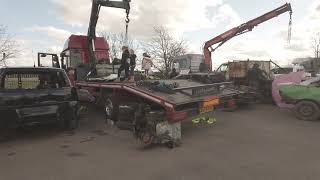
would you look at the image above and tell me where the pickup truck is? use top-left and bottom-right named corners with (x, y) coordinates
top-left (0, 67), bottom-right (79, 132)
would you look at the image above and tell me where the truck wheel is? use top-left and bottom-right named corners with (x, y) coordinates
top-left (165, 141), bottom-right (175, 149)
top-left (64, 108), bottom-right (79, 130)
top-left (104, 98), bottom-right (119, 122)
top-left (294, 101), bottom-right (320, 121)
top-left (104, 99), bottom-right (113, 120)
top-left (141, 132), bottom-right (154, 147)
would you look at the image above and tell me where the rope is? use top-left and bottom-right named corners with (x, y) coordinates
top-left (288, 11), bottom-right (292, 44)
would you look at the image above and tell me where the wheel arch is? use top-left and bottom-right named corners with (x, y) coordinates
top-left (295, 99), bottom-right (320, 107)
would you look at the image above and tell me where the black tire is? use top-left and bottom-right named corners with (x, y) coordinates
top-left (64, 108), bottom-right (79, 130)
top-left (166, 141), bottom-right (175, 149)
top-left (141, 131), bottom-right (154, 147)
top-left (294, 101), bottom-right (320, 121)
top-left (104, 98), bottom-right (113, 121)
top-left (104, 98), bottom-right (119, 122)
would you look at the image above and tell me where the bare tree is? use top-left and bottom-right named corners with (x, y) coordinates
top-left (0, 25), bottom-right (20, 64)
top-left (312, 32), bottom-right (320, 59)
top-left (98, 31), bottom-right (139, 60)
top-left (143, 26), bottom-right (188, 78)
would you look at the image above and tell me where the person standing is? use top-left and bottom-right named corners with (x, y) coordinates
top-left (248, 63), bottom-right (267, 90)
top-left (170, 68), bottom-right (178, 79)
top-left (117, 46), bottom-right (130, 80)
top-left (142, 53), bottom-right (153, 77)
top-left (129, 49), bottom-right (136, 80)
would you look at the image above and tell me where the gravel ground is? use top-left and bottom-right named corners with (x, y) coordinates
top-left (1, 104), bottom-right (320, 180)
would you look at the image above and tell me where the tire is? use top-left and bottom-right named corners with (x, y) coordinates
top-left (104, 98), bottom-right (119, 122)
top-left (294, 101), bottom-right (320, 121)
top-left (104, 99), bottom-right (113, 121)
top-left (141, 131), bottom-right (154, 147)
top-left (165, 141), bottom-right (175, 149)
top-left (64, 108), bottom-right (79, 130)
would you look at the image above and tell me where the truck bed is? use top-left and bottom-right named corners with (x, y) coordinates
top-left (137, 80), bottom-right (242, 105)
top-left (76, 79), bottom-right (244, 106)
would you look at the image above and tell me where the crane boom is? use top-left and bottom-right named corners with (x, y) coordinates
top-left (87, 0), bottom-right (131, 69)
top-left (203, 3), bottom-right (292, 70)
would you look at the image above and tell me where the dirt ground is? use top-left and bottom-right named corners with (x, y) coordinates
top-left (1, 104), bottom-right (320, 180)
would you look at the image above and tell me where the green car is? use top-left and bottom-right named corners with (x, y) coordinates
top-left (280, 77), bottom-right (320, 121)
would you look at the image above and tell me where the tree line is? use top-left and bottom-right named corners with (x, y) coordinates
top-left (2, 23), bottom-right (320, 77)
top-left (0, 25), bottom-right (20, 66)
top-left (99, 26), bottom-right (188, 78)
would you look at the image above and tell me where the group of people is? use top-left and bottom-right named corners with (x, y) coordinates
top-left (117, 46), bottom-right (135, 80)
top-left (117, 46), bottom-right (153, 81)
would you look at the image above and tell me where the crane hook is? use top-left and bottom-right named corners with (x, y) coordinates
top-left (125, 9), bottom-right (130, 45)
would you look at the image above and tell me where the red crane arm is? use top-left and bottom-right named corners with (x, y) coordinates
top-left (203, 3), bottom-right (292, 70)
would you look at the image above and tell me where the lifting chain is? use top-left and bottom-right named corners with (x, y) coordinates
top-left (288, 10), bottom-right (292, 44)
top-left (125, 8), bottom-right (130, 45)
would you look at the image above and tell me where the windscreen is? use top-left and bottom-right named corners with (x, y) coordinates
top-left (2, 70), bottom-right (69, 89)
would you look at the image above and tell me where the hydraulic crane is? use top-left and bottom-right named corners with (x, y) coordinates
top-left (203, 3), bottom-right (292, 70)
top-left (87, 0), bottom-right (131, 69)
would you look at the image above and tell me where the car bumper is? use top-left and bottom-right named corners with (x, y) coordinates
top-left (0, 101), bottom-right (79, 123)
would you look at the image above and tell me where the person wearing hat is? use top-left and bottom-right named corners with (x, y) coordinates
top-left (117, 46), bottom-right (130, 80)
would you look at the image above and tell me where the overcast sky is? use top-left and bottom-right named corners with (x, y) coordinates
top-left (1, 0), bottom-right (320, 67)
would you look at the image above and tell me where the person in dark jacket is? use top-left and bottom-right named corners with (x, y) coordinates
top-left (248, 63), bottom-right (267, 89)
top-left (118, 46), bottom-right (130, 80)
top-left (129, 49), bottom-right (136, 78)
top-left (170, 68), bottom-right (178, 79)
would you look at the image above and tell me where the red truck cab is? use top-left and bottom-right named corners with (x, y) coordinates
top-left (61, 35), bottom-right (110, 82)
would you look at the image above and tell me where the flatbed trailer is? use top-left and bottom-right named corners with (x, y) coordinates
top-left (76, 79), bottom-right (246, 147)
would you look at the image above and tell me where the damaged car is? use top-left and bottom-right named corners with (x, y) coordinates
top-left (280, 77), bottom-right (320, 121)
top-left (0, 67), bottom-right (80, 132)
